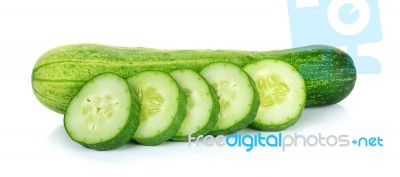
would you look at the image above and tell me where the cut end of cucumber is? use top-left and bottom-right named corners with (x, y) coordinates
top-left (127, 71), bottom-right (186, 145)
top-left (64, 73), bottom-right (140, 150)
top-left (170, 69), bottom-right (219, 141)
top-left (244, 59), bottom-right (306, 131)
top-left (201, 62), bottom-right (259, 135)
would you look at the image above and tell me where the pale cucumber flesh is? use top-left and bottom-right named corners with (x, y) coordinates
top-left (127, 71), bottom-right (186, 145)
top-left (200, 62), bottom-right (259, 135)
top-left (243, 59), bottom-right (306, 131)
top-left (64, 73), bottom-right (140, 150)
top-left (170, 69), bottom-right (219, 141)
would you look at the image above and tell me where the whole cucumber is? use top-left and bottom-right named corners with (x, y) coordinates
top-left (32, 44), bottom-right (356, 114)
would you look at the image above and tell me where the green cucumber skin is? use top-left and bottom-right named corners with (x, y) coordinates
top-left (64, 73), bottom-right (141, 151)
top-left (131, 72), bottom-right (187, 146)
top-left (170, 72), bottom-right (220, 142)
top-left (32, 44), bottom-right (356, 114)
top-left (208, 73), bottom-right (260, 136)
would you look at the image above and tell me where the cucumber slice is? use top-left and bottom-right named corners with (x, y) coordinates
top-left (243, 59), bottom-right (306, 131)
top-left (169, 69), bottom-right (219, 141)
top-left (64, 73), bottom-right (140, 150)
top-left (200, 62), bottom-right (260, 135)
top-left (127, 71), bottom-right (186, 145)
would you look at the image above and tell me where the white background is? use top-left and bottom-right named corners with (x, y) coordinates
top-left (1, 0), bottom-right (399, 176)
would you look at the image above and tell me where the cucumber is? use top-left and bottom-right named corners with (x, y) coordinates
top-left (32, 44), bottom-right (356, 114)
top-left (127, 71), bottom-right (186, 145)
top-left (200, 62), bottom-right (259, 135)
top-left (243, 60), bottom-right (306, 131)
top-left (169, 69), bottom-right (219, 141)
top-left (64, 73), bottom-right (140, 150)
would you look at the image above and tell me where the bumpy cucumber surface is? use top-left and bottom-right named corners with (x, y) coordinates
top-left (243, 60), bottom-right (306, 131)
top-left (32, 44), bottom-right (356, 113)
top-left (200, 62), bottom-right (259, 135)
top-left (64, 73), bottom-right (140, 150)
top-left (127, 71), bottom-right (186, 145)
top-left (170, 69), bottom-right (219, 141)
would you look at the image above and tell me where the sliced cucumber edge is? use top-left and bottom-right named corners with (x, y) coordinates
top-left (63, 73), bottom-right (140, 151)
top-left (129, 71), bottom-right (187, 146)
top-left (208, 76), bottom-right (259, 136)
top-left (244, 59), bottom-right (307, 132)
top-left (170, 69), bottom-right (220, 141)
top-left (200, 62), bottom-right (260, 136)
top-left (249, 104), bottom-right (305, 131)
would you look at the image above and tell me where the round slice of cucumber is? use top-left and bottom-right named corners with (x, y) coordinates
top-left (64, 73), bottom-right (140, 150)
top-left (200, 62), bottom-right (260, 135)
top-left (243, 59), bottom-right (306, 131)
top-left (127, 71), bottom-right (186, 145)
top-left (170, 69), bottom-right (219, 141)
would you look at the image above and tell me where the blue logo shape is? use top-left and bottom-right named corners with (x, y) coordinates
top-left (339, 4), bottom-right (359, 24)
top-left (287, 0), bottom-right (382, 74)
